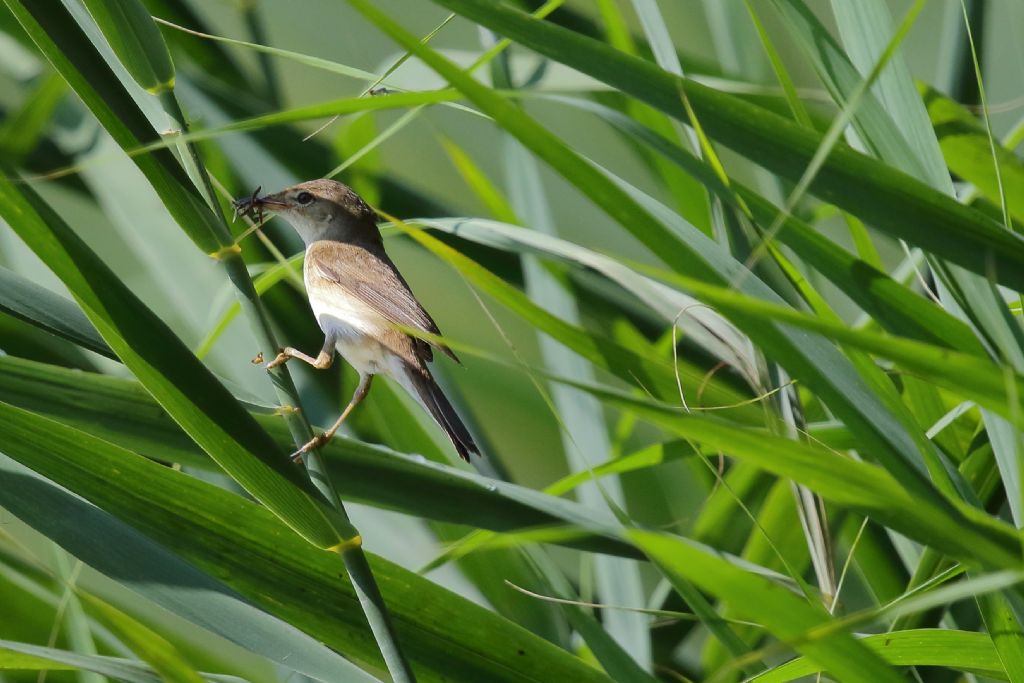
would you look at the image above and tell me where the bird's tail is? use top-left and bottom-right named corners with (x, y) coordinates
top-left (404, 366), bottom-right (479, 461)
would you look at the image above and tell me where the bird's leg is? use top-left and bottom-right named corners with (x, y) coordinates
top-left (266, 336), bottom-right (335, 370)
top-left (291, 374), bottom-right (374, 462)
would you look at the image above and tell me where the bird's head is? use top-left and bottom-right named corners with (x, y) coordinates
top-left (234, 179), bottom-right (381, 246)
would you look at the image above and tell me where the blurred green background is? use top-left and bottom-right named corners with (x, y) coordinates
top-left (1, 1), bottom-right (1024, 681)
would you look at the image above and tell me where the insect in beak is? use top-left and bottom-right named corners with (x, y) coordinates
top-left (231, 185), bottom-right (264, 224)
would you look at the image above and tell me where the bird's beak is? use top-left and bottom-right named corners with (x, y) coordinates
top-left (255, 193), bottom-right (289, 209)
top-left (232, 187), bottom-right (289, 222)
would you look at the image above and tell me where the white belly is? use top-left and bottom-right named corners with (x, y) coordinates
top-left (306, 282), bottom-right (395, 377)
top-left (332, 332), bottom-right (389, 376)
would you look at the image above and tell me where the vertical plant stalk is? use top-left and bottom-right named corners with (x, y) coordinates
top-left (7, 1), bottom-right (415, 675)
top-left (159, 91), bottom-right (416, 682)
top-left (241, 0), bottom-right (283, 107)
top-left (50, 548), bottom-right (106, 683)
top-left (56, 0), bottom-right (413, 670)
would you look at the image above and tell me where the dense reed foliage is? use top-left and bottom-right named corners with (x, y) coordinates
top-left (1, 1), bottom-right (1023, 681)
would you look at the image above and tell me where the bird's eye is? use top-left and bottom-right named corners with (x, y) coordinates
top-left (296, 191), bottom-right (314, 205)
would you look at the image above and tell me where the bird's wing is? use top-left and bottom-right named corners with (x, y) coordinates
top-left (305, 240), bottom-right (458, 363)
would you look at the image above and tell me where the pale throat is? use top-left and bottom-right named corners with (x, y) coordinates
top-left (287, 213), bottom-right (349, 246)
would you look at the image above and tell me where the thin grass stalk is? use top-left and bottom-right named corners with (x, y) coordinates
top-left (49, 547), bottom-right (105, 683)
top-left (157, 88), bottom-right (416, 683)
top-left (489, 46), bottom-right (653, 668)
top-left (241, 1), bottom-right (283, 108)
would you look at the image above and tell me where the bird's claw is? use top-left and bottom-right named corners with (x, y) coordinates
top-left (265, 350), bottom-right (290, 370)
top-left (290, 432), bottom-right (328, 463)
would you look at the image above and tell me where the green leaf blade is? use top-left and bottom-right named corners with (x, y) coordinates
top-left (80, 0), bottom-right (175, 93)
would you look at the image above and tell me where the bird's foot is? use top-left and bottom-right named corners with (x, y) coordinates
top-left (290, 432), bottom-right (329, 463)
top-left (265, 350), bottom-right (290, 370)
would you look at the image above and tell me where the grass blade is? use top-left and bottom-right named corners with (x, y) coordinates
top-left (0, 639), bottom-right (241, 683)
top-left (631, 529), bottom-right (904, 683)
top-left (0, 401), bottom-right (618, 683)
top-left (80, 0), bottom-right (175, 94)
top-left (528, 93), bottom-right (985, 354)
top-left (925, 85), bottom-right (1024, 224)
top-left (0, 355), bottom-right (638, 558)
top-left (0, 266), bottom-right (112, 359)
top-left (346, 0), bottom-right (967, 513)
top-left (747, 629), bottom-right (1004, 682)
top-left (501, 131), bottom-right (651, 666)
top-left (428, 0), bottom-right (1024, 292)
top-left (0, 166), bottom-right (354, 547)
top-left (0, 459), bottom-right (375, 683)
top-left (13, 3), bottom-right (415, 674)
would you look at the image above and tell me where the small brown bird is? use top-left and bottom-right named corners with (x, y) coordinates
top-left (234, 179), bottom-right (479, 462)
